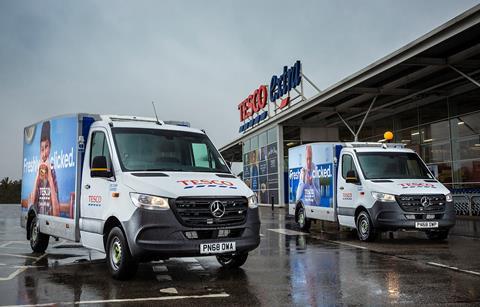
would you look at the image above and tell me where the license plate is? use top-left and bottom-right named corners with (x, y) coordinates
top-left (415, 221), bottom-right (439, 228)
top-left (200, 242), bottom-right (236, 255)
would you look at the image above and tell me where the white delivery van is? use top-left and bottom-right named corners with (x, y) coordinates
top-left (21, 114), bottom-right (260, 279)
top-left (288, 142), bottom-right (455, 241)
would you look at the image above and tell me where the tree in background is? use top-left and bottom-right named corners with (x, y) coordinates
top-left (0, 177), bottom-right (22, 204)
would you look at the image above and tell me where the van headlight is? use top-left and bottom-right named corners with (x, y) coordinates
top-left (445, 193), bottom-right (453, 202)
top-left (248, 194), bottom-right (258, 209)
top-left (371, 192), bottom-right (396, 202)
top-left (130, 193), bottom-right (170, 210)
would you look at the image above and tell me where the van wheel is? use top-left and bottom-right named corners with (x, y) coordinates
top-left (216, 253), bottom-right (248, 268)
top-left (425, 229), bottom-right (449, 241)
top-left (296, 207), bottom-right (311, 232)
top-left (356, 211), bottom-right (377, 242)
top-left (106, 227), bottom-right (138, 280)
top-left (30, 216), bottom-right (49, 253)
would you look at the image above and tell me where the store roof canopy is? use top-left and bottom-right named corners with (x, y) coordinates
top-left (221, 4), bottom-right (480, 161)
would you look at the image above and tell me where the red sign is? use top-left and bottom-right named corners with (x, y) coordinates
top-left (177, 179), bottom-right (234, 186)
top-left (88, 195), bottom-right (102, 203)
top-left (237, 85), bottom-right (268, 121)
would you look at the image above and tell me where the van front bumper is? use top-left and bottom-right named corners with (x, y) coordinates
top-left (368, 200), bottom-right (456, 231)
top-left (122, 207), bottom-right (260, 261)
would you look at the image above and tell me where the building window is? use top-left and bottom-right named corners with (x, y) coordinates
top-left (241, 128), bottom-right (279, 204)
top-left (268, 127), bottom-right (277, 144)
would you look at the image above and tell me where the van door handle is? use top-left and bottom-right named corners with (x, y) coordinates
top-left (84, 184), bottom-right (90, 189)
top-left (339, 186), bottom-right (344, 190)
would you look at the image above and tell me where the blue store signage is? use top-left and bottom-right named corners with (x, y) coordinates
top-left (269, 60), bottom-right (301, 102)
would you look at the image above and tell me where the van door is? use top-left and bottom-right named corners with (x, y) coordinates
top-left (80, 128), bottom-right (115, 251)
top-left (337, 153), bottom-right (361, 228)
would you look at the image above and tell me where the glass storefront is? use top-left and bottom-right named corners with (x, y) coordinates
top-left (238, 90), bottom-right (480, 208)
top-left (340, 91), bottom-right (480, 192)
top-left (242, 127), bottom-right (279, 204)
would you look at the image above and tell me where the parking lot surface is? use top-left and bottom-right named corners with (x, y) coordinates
top-left (1, 204), bottom-right (480, 306)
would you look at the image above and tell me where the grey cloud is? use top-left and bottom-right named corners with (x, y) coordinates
top-left (0, 0), bottom-right (478, 178)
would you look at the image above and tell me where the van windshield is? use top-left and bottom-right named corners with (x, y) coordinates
top-left (111, 128), bottom-right (230, 173)
top-left (356, 152), bottom-right (433, 180)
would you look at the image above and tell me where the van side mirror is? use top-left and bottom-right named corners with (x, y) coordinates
top-left (346, 170), bottom-right (359, 184)
top-left (91, 156), bottom-right (112, 178)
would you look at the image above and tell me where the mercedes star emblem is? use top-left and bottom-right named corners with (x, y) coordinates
top-left (210, 200), bottom-right (226, 218)
top-left (420, 196), bottom-right (431, 207)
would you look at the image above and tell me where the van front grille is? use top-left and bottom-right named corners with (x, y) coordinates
top-left (396, 194), bottom-right (446, 213)
top-left (170, 197), bottom-right (248, 227)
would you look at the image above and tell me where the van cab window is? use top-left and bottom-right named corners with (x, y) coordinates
top-left (90, 131), bottom-right (112, 170)
top-left (357, 152), bottom-right (433, 179)
top-left (111, 128), bottom-right (229, 173)
top-left (192, 143), bottom-right (215, 168)
top-left (341, 154), bottom-right (356, 179)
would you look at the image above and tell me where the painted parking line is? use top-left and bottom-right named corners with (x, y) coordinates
top-left (311, 237), bottom-right (480, 277)
top-left (187, 263), bottom-right (205, 271)
top-left (0, 241), bottom-right (30, 248)
top-left (52, 239), bottom-right (68, 247)
top-left (321, 239), bottom-right (480, 276)
top-left (268, 229), bottom-right (309, 236)
top-left (160, 287), bottom-right (178, 294)
top-left (176, 257), bottom-right (199, 263)
top-left (427, 262), bottom-right (480, 277)
top-left (0, 292), bottom-right (230, 307)
top-left (0, 253), bottom-right (39, 260)
top-left (0, 253), bottom-right (48, 281)
top-left (320, 239), bottom-right (368, 250)
top-left (156, 274), bottom-right (173, 281)
top-left (152, 265), bottom-right (168, 273)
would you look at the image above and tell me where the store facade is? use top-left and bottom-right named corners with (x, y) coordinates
top-left (220, 5), bottom-right (480, 215)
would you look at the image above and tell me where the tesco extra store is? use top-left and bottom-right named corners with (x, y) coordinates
top-left (220, 5), bottom-right (480, 217)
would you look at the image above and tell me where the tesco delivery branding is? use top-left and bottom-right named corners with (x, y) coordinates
top-left (238, 60), bottom-right (302, 133)
top-left (288, 144), bottom-right (334, 208)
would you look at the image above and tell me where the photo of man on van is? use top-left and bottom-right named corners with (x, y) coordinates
top-left (30, 121), bottom-right (60, 216)
top-left (295, 144), bottom-right (320, 206)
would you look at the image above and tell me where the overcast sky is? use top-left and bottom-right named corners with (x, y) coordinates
top-left (1, 0), bottom-right (479, 179)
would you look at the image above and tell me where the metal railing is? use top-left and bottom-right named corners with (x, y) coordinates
top-left (453, 194), bottom-right (480, 216)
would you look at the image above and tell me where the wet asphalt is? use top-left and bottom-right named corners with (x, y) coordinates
top-left (1, 204), bottom-right (480, 306)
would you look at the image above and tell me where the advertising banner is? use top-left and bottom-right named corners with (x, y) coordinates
top-left (289, 144), bottom-right (334, 208)
top-left (21, 116), bottom-right (78, 219)
top-left (259, 160), bottom-right (267, 176)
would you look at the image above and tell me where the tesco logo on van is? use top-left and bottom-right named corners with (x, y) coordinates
top-left (177, 179), bottom-right (238, 190)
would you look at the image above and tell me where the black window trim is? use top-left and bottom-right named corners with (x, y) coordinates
top-left (341, 153), bottom-right (359, 180)
top-left (89, 129), bottom-right (115, 178)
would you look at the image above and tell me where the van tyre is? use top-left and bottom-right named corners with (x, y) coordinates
top-left (356, 211), bottom-right (377, 242)
top-left (296, 206), bottom-right (311, 232)
top-left (216, 253), bottom-right (248, 268)
top-left (30, 216), bottom-right (49, 253)
top-left (106, 227), bottom-right (138, 280)
top-left (425, 229), bottom-right (449, 241)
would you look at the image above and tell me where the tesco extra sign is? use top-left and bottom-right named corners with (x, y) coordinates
top-left (238, 60), bottom-right (301, 133)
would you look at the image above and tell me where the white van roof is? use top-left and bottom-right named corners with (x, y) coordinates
top-left (100, 115), bottom-right (203, 134)
top-left (344, 142), bottom-right (405, 149)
